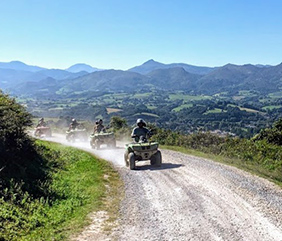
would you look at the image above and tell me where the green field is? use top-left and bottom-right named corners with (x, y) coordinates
top-left (169, 94), bottom-right (211, 101)
top-left (172, 103), bottom-right (193, 112)
top-left (204, 108), bottom-right (225, 114)
top-left (262, 105), bottom-right (282, 110)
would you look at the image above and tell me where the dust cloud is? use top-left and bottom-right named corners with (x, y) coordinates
top-left (47, 133), bottom-right (126, 167)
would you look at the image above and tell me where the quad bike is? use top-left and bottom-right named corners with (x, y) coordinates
top-left (90, 131), bottom-right (116, 149)
top-left (34, 126), bottom-right (52, 138)
top-left (124, 134), bottom-right (162, 170)
top-left (66, 126), bottom-right (88, 142)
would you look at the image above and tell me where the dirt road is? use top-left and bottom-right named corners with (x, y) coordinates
top-left (50, 134), bottom-right (282, 241)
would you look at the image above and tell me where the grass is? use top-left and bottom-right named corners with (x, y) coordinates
top-left (106, 107), bottom-right (123, 114)
top-left (268, 91), bottom-right (282, 99)
top-left (169, 94), bottom-right (211, 101)
top-left (172, 103), bottom-right (193, 112)
top-left (262, 105), bottom-right (282, 110)
top-left (0, 140), bottom-right (123, 241)
top-left (132, 93), bottom-right (152, 98)
top-left (204, 108), bottom-right (225, 114)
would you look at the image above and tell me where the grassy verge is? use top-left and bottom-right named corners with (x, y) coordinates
top-left (0, 140), bottom-right (122, 241)
top-left (162, 145), bottom-right (282, 187)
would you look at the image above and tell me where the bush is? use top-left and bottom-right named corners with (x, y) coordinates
top-left (252, 118), bottom-right (282, 145)
top-left (0, 91), bottom-right (52, 198)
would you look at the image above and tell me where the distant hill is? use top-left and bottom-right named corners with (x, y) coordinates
top-left (129, 59), bottom-right (214, 75)
top-left (196, 63), bottom-right (282, 94)
top-left (1, 59), bottom-right (282, 98)
top-left (0, 68), bottom-right (87, 91)
top-left (66, 63), bottom-right (101, 73)
top-left (0, 61), bottom-right (45, 72)
top-left (59, 69), bottom-right (150, 93)
top-left (38, 69), bottom-right (88, 80)
top-left (146, 67), bottom-right (200, 90)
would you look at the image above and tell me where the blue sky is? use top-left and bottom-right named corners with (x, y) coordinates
top-left (1, 0), bottom-right (282, 70)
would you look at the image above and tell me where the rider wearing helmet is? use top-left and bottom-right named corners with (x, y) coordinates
top-left (131, 118), bottom-right (150, 142)
top-left (69, 118), bottom-right (79, 130)
top-left (93, 119), bottom-right (105, 133)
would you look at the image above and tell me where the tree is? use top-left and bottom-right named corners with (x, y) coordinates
top-left (0, 90), bottom-right (33, 160)
top-left (110, 116), bottom-right (128, 130)
top-left (0, 91), bottom-right (47, 197)
top-left (252, 118), bottom-right (282, 145)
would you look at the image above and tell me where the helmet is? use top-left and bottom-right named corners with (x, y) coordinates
top-left (136, 118), bottom-right (146, 127)
top-left (99, 119), bottom-right (103, 124)
top-left (40, 118), bottom-right (44, 121)
top-left (72, 118), bottom-right (76, 122)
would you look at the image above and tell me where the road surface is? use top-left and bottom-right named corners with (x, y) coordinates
top-left (50, 134), bottom-right (282, 241)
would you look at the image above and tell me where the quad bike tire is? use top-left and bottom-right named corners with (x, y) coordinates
top-left (45, 129), bottom-right (52, 137)
top-left (124, 150), bottom-right (129, 167)
top-left (68, 133), bottom-right (75, 143)
top-left (95, 139), bottom-right (100, 150)
top-left (129, 153), bottom-right (136, 170)
top-left (109, 140), bottom-right (116, 148)
top-left (150, 150), bottom-right (162, 167)
top-left (90, 140), bottom-right (95, 149)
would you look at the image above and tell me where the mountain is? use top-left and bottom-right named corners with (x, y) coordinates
top-left (14, 77), bottom-right (60, 97)
top-left (129, 59), bottom-right (166, 74)
top-left (0, 66), bottom-right (88, 91)
top-left (196, 63), bottom-right (282, 94)
top-left (1, 59), bottom-right (282, 98)
top-left (0, 61), bottom-right (45, 72)
top-left (38, 69), bottom-right (88, 80)
top-left (146, 67), bottom-right (201, 90)
top-left (128, 59), bottom-right (214, 75)
top-left (0, 68), bottom-right (48, 89)
top-left (59, 69), bottom-right (150, 93)
top-left (66, 63), bottom-right (101, 73)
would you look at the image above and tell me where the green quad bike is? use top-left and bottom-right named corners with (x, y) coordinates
top-left (66, 126), bottom-right (88, 142)
top-left (90, 131), bottom-right (116, 150)
top-left (124, 135), bottom-right (162, 170)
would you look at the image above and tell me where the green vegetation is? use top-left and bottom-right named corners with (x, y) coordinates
top-left (19, 87), bottom-right (282, 138)
top-left (0, 92), bottom-right (121, 241)
top-left (1, 141), bottom-right (121, 241)
top-left (172, 103), bottom-right (193, 112)
top-left (154, 121), bottom-right (282, 185)
top-left (168, 93), bottom-right (211, 101)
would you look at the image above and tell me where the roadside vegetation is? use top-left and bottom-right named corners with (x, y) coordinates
top-left (153, 119), bottom-right (282, 185)
top-left (0, 91), bottom-right (121, 241)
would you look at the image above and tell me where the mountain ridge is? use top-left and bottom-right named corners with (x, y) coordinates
top-left (1, 59), bottom-right (282, 98)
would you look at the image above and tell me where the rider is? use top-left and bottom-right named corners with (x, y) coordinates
top-left (36, 118), bottom-right (47, 127)
top-left (131, 118), bottom-right (150, 142)
top-left (69, 118), bottom-right (79, 130)
top-left (93, 119), bottom-right (105, 133)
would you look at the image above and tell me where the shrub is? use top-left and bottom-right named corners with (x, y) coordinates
top-left (0, 91), bottom-right (52, 198)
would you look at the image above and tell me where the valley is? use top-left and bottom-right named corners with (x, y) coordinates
top-left (1, 59), bottom-right (282, 137)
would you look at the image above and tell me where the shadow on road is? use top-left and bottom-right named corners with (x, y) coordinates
top-left (136, 163), bottom-right (183, 171)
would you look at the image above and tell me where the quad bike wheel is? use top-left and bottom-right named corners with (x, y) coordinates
top-left (129, 153), bottom-right (136, 170)
top-left (90, 139), bottom-right (95, 149)
top-left (124, 150), bottom-right (129, 167)
top-left (150, 151), bottom-right (162, 167)
top-left (109, 140), bottom-right (116, 148)
top-left (95, 139), bottom-right (100, 150)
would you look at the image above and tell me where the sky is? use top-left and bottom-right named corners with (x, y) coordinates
top-left (1, 0), bottom-right (282, 70)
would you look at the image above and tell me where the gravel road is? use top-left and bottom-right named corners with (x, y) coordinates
top-left (50, 135), bottom-right (282, 241)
